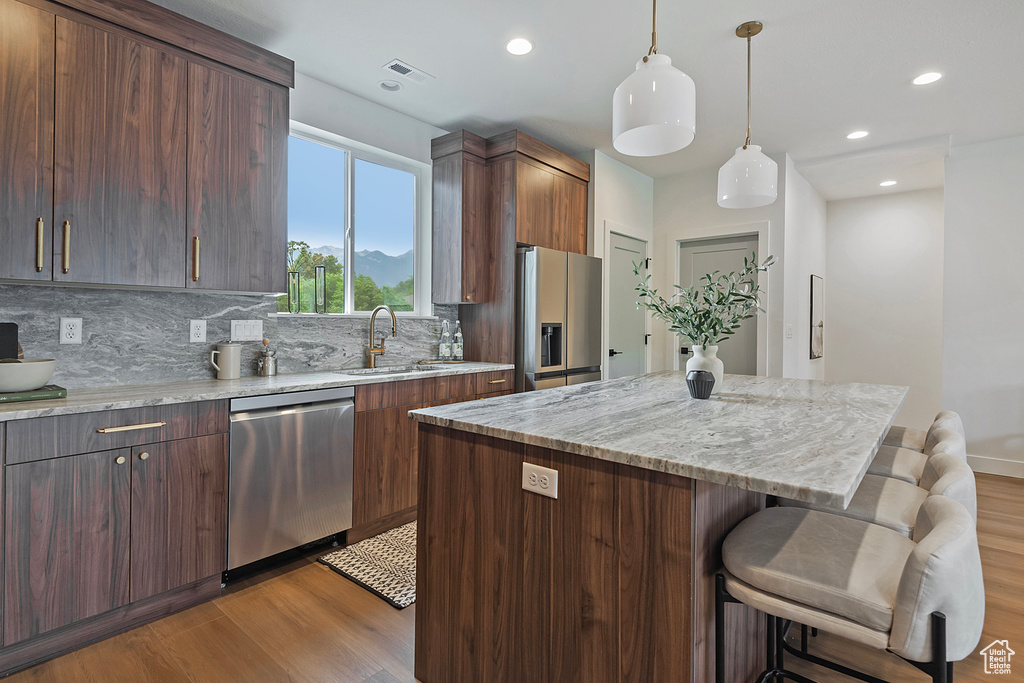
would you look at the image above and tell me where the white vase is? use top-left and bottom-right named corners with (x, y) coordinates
top-left (686, 345), bottom-right (724, 395)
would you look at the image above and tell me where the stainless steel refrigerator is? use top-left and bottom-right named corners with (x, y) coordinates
top-left (516, 246), bottom-right (603, 391)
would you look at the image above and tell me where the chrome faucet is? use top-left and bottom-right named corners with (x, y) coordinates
top-left (366, 305), bottom-right (398, 369)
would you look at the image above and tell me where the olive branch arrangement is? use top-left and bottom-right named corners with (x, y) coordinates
top-left (633, 253), bottom-right (775, 348)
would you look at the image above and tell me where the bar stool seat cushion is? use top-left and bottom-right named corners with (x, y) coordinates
top-left (722, 507), bottom-right (915, 631)
top-left (866, 445), bottom-right (929, 484)
top-left (782, 474), bottom-right (927, 536)
top-left (883, 425), bottom-right (927, 451)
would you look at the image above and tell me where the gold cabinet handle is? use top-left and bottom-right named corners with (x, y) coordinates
top-left (36, 218), bottom-right (44, 272)
top-left (96, 421), bottom-right (166, 434)
top-left (139, 452), bottom-right (150, 461)
top-left (62, 220), bottom-right (71, 274)
top-left (191, 236), bottom-right (200, 282)
top-left (488, 379), bottom-right (506, 384)
top-left (115, 455), bottom-right (126, 465)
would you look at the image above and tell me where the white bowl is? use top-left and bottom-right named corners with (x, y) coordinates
top-left (0, 359), bottom-right (57, 393)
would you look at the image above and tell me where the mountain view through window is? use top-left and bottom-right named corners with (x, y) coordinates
top-left (280, 135), bottom-right (416, 313)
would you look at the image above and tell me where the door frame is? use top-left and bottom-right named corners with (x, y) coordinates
top-left (605, 223), bottom-right (650, 378)
top-left (674, 222), bottom-right (770, 375)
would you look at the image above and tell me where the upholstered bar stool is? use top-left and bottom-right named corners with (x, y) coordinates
top-left (868, 428), bottom-right (966, 485)
top-left (717, 497), bottom-right (984, 683)
top-left (884, 410), bottom-right (965, 452)
top-left (782, 452), bottom-right (977, 537)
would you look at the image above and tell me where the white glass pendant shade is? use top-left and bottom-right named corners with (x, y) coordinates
top-left (612, 54), bottom-right (696, 157)
top-left (717, 145), bottom-right (778, 208)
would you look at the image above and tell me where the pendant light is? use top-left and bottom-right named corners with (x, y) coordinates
top-left (717, 21), bottom-right (778, 208)
top-left (612, 0), bottom-right (696, 157)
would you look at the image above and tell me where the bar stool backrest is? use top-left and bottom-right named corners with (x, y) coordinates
top-left (926, 427), bottom-right (966, 461)
top-left (890, 497), bottom-right (984, 662)
top-left (919, 452), bottom-right (978, 523)
top-left (925, 411), bottom-right (965, 453)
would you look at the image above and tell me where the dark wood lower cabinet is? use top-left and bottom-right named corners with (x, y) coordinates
top-left (130, 434), bottom-right (228, 602)
top-left (352, 404), bottom-right (420, 529)
top-left (4, 448), bottom-right (131, 646)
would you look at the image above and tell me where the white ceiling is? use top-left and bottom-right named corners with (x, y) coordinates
top-left (151, 0), bottom-right (1023, 199)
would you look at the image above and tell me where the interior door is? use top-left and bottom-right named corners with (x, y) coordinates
top-left (0, 0), bottom-right (54, 281)
top-left (607, 233), bottom-right (647, 379)
top-left (53, 17), bottom-right (187, 286)
top-left (677, 235), bottom-right (759, 375)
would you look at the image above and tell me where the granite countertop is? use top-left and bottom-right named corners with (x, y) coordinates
top-left (0, 362), bottom-right (513, 422)
top-left (410, 372), bottom-right (908, 508)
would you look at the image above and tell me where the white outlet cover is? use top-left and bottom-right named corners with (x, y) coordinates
top-left (189, 319), bottom-right (207, 343)
top-left (522, 462), bottom-right (558, 499)
top-left (59, 317), bottom-right (83, 345)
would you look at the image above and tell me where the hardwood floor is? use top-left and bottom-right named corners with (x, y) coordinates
top-left (6, 473), bottom-right (1022, 682)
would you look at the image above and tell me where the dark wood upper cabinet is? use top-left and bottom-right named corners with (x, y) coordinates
top-left (130, 434), bottom-right (228, 602)
top-left (431, 131), bottom-right (489, 304)
top-left (186, 62), bottom-right (288, 294)
top-left (0, 0), bottom-right (54, 282)
top-left (4, 448), bottom-right (131, 646)
top-left (53, 17), bottom-right (187, 287)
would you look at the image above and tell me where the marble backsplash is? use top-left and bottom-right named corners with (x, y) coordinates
top-left (0, 284), bottom-right (457, 388)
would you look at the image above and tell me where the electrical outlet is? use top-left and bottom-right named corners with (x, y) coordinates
top-left (522, 462), bottom-right (558, 499)
top-left (59, 317), bottom-right (83, 345)
top-left (189, 319), bottom-right (207, 343)
top-left (230, 319), bottom-right (263, 342)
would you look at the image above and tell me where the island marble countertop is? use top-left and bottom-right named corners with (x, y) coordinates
top-left (410, 372), bottom-right (908, 508)
top-left (0, 362), bottom-right (513, 422)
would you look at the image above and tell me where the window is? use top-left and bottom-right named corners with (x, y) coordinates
top-left (280, 128), bottom-right (424, 315)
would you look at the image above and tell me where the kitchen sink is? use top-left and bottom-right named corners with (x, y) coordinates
top-left (340, 365), bottom-right (444, 375)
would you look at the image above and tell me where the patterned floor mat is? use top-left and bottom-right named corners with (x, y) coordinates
top-left (318, 521), bottom-right (417, 608)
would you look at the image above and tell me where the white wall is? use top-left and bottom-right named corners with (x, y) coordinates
top-left (290, 72), bottom-right (447, 164)
top-left (825, 188), bottom-right (945, 428)
top-left (782, 156), bottom-right (828, 380)
top-left (944, 136), bottom-right (1024, 476)
top-left (587, 151), bottom-right (655, 376)
top-left (652, 155), bottom-right (788, 376)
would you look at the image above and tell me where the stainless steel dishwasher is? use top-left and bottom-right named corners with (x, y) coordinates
top-left (228, 387), bottom-right (354, 570)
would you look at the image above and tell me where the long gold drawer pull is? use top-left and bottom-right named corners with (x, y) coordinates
top-left (62, 220), bottom-right (71, 274)
top-left (36, 218), bottom-right (44, 272)
top-left (192, 236), bottom-right (200, 282)
top-left (96, 421), bottom-right (166, 434)
top-left (488, 379), bottom-right (506, 384)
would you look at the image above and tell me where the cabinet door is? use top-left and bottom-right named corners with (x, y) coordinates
top-left (515, 158), bottom-right (554, 248)
top-left (53, 17), bottom-right (187, 286)
top-left (353, 403), bottom-right (421, 525)
top-left (130, 434), bottom-right (227, 602)
top-left (4, 449), bottom-right (131, 645)
top-left (553, 174), bottom-right (588, 255)
top-left (0, 0), bottom-right (54, 281)
top-left (187, 62), bottom-right (287, 293)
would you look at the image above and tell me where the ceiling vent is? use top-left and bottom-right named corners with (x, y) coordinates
top-left (382, 59), bottom-right (435, 85)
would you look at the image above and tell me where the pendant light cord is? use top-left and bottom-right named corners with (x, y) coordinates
top-left (645, 0), bottom-right (658, 60)
top-left (744, 33), bottom-right (751, 149)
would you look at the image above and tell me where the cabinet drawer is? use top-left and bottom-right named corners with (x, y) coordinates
top-left (5, 401), bottom-right (228, 464)
top-left (355, 378), bottom-right (436, 412)
top-left (475, 370), bottom-right (513, 395)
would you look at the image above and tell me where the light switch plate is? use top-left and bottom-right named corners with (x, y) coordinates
top-left (785, 323), bottom-right (794, 339)
top-left (189, 319), bottom-right (207, 343)
top-left (230, 319), bottom-right (263, 342)
top-left (59, 317), bottom-right (83, 345)
top-left (522, 462), bottom-right (558, 499)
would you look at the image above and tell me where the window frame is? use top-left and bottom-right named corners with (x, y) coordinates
top-left (282, 121), bottom-right (432, 317)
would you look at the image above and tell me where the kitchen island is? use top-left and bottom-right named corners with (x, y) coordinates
top-left (409, 372), bottom-right (907, 683)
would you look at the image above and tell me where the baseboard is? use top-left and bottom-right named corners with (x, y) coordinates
top-left (967, 453), bottom-right (1024, 479)
top-left (347, 505), bottom-right (417, 544)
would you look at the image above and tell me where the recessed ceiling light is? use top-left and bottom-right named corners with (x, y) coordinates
top-left (846, 131), bottom-right (869, 140)
top-left (505, 38), bottom-right (533, 56)
top-left (879, 180), bottom-right (898, 187)
top-left (912, 72), bottom-right (942, 86)
top-left (378, 80), bottom-right (402, 92)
